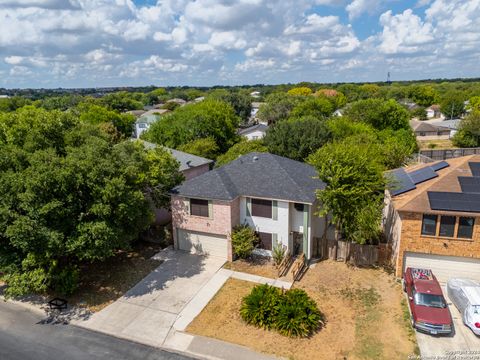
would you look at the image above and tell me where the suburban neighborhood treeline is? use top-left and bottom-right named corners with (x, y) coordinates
top-left (0, 79), bottom-right (479, 297)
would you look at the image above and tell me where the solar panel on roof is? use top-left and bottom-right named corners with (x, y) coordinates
top-left (408, 166), bottom-right (438, 185)
top-left (430, 161), bottom-right (449, 172)
top-left (428, 191), bottom-right (480, 213)
top-left (459, 177), bottom-right (480, 193)
top-left (469, 162), bottom-right (480, 177)
top-left (387, 168), bottom-right (416, 196)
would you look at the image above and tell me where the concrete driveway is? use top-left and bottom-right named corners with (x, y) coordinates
top-left (416, 287), bottom-right (480, 357)
top-left (74, 248), bottom-right (226, 348)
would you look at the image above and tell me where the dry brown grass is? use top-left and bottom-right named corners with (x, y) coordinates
top-left (418, 139), bottom-right (456, 150)
top-left (69, 241), bottom-right (163, 312)
top-left (188, 260), bottom-right (417, 360)
top-left (223, 257), bottom-right (280, 279)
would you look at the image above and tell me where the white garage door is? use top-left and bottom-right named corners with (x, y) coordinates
top-left (404, 252), bottom-right (480, 283)
top-left (177, 229), bottom-right (228, 259)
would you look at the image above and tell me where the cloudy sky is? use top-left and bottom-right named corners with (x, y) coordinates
top-left (0, 0), bottom-right (479, 88)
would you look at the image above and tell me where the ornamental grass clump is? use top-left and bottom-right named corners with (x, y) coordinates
top-left (240, 284), bottom-right (324, 338)
top-left (240, 284), bottom-right (281, 329)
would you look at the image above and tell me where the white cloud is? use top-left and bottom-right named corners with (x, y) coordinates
top-left (346, 0), bottom-right (383, 19)
top-left (0, 0), bottom-right (479, 87)
top-left (378, 9), bottom-right (434, 54)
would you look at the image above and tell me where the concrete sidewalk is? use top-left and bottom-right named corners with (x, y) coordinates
top-left (73, 249), bottom-right (290, 359)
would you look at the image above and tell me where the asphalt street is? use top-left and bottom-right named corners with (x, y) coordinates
top-left (0, 301), bottom-right (195, 360)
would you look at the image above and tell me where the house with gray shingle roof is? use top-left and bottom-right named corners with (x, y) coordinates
top-left (171, 152), bottom-right (331, 261)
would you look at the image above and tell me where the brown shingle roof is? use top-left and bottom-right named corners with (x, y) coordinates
top-left (390, 156), bottom-right (480, 216)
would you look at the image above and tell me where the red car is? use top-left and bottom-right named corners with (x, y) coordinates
top-left (403, 267), bottom-right (453, 335)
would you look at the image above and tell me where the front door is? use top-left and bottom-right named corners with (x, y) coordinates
top-left (292, 232), bottom-right (303, 256)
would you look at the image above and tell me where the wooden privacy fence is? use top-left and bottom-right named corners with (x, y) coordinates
top-left (420, 148), bottom-right (480, 161)
top-left (312, 237), bottom-right (391, 267)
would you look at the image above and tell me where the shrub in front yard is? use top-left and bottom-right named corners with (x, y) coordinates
top-left (240, 284), bottom-right (281, 329)
top-left (272, 244), bottom-right (286, 266)
top-left (231, 225), bottom-right (258, 259)
top-left (275, 289), bottom-right (324, 338)
top-left (240, 284), bottom-right (324, 337)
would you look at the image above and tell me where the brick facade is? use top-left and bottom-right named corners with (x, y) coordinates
top-left (171, 195), bottom-right (239, 261)
top-left (394, 211), bottom-right (480, 276)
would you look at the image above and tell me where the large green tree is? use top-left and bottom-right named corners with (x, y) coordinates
top-left (208, 89), bottom-right (252, 124)
top-left (256, 93), bottom-right (301, 125)
top-left (215, 139), bottom-right (268, 167)
top-left (264, 118), bottom-right (331, 161)
top-left (144, 99), bottom-right (240, 153)
top-left (0, 107), bottom-right (183, 297)
top-left (308, 138), bottom-right (385, 244)
top-left (440, 91), bottom-right (466, 119)
top-left (344, 98), bottom-right (410, 131)
top-left (452, 111), bottom-right (480, 148)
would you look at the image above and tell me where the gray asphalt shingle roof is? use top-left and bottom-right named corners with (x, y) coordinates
top-left (140, 141), bottom-right (213, 172)
top-left (172, 152), bottom-right (324, 203)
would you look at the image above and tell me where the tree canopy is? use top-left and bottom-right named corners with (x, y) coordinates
top-left (215, 139), bottom-right (268, 167)
top-left (344, 98), bottom-right (410, 131)
top-left (308, 138), bottom-right (385, 244)
top-left (178, 137), bottom-right (220, 160)
top-left (0, 107), bottom-right (183, 297)
top-left (144, 99), bottom-right (240, 153)
top-left (440, 91), bottom-right (466, 119)
top-left (452, 111), bottom-right (480, 148)
top-left (264, 118), bottom-right (331, 161)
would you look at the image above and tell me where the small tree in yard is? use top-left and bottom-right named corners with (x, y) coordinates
top-left (308, 138), bottom-right (385, 244)
top-left (231, 225), bottom-right (258, 259)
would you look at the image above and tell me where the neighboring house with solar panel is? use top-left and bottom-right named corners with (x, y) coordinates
top-left (383, 156), bottom-right (480, 282)
top-left (170, 152), bottom-right (333, 261)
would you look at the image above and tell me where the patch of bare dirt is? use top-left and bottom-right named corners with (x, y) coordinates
top-left (188, 260), bottom-right (417, 360)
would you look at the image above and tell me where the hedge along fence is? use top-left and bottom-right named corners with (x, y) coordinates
top-left (240, 284), bottom-right (324, 338)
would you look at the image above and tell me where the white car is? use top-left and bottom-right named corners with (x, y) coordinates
top-left (447, 278), bottom-right (480, 336)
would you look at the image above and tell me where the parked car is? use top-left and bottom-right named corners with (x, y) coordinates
top-left (447, 278), bottom-right (480, 336)
top-left (403, 267), bottom-right (453, 335)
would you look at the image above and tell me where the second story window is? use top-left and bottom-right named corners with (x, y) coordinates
top-left (457, 217), bottom-right (475, 239)
top-left (190, 198), bottom-right (209, 217)
top-left (421, 214), bottom-right (437, 236)
top-left (251, 198), bottom-right (272, 218)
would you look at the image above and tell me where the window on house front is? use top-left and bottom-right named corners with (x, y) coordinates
top-left (457, 217), bottom-right (475, 239)
top-left (258, 232), bottom-right (272, 251)
top-left (251, 198), bottom-right (272, 218)
top-left (294, 203), bottom-right (304, 212)
top-left (190, 198), bottom-right (209, 217)
top-left (138, 123), bottom-right (147, 128)
top-left (439, 216), bottom-right (456, 237)
top-left (421, 214), bottom-right (437, 236)
top-left (419, 132), bottom-right (426, 136)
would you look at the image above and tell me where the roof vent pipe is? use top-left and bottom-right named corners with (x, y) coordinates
top-left (253, 156), bottom-right (259, 162)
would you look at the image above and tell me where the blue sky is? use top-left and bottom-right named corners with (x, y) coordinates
top-left (0, 0), bottom-right (478, 88)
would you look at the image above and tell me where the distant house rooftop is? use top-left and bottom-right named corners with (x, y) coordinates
top-left (237, 123), bottom-right (268, 136)
top-left (140, 141), bottom-right (213, 172)
top-left (410, 120), bottom-right (450, 133)
top-left (172, 152), bottom-right (325, 204)
top-left (136, 109), bottom-right (170, 124)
